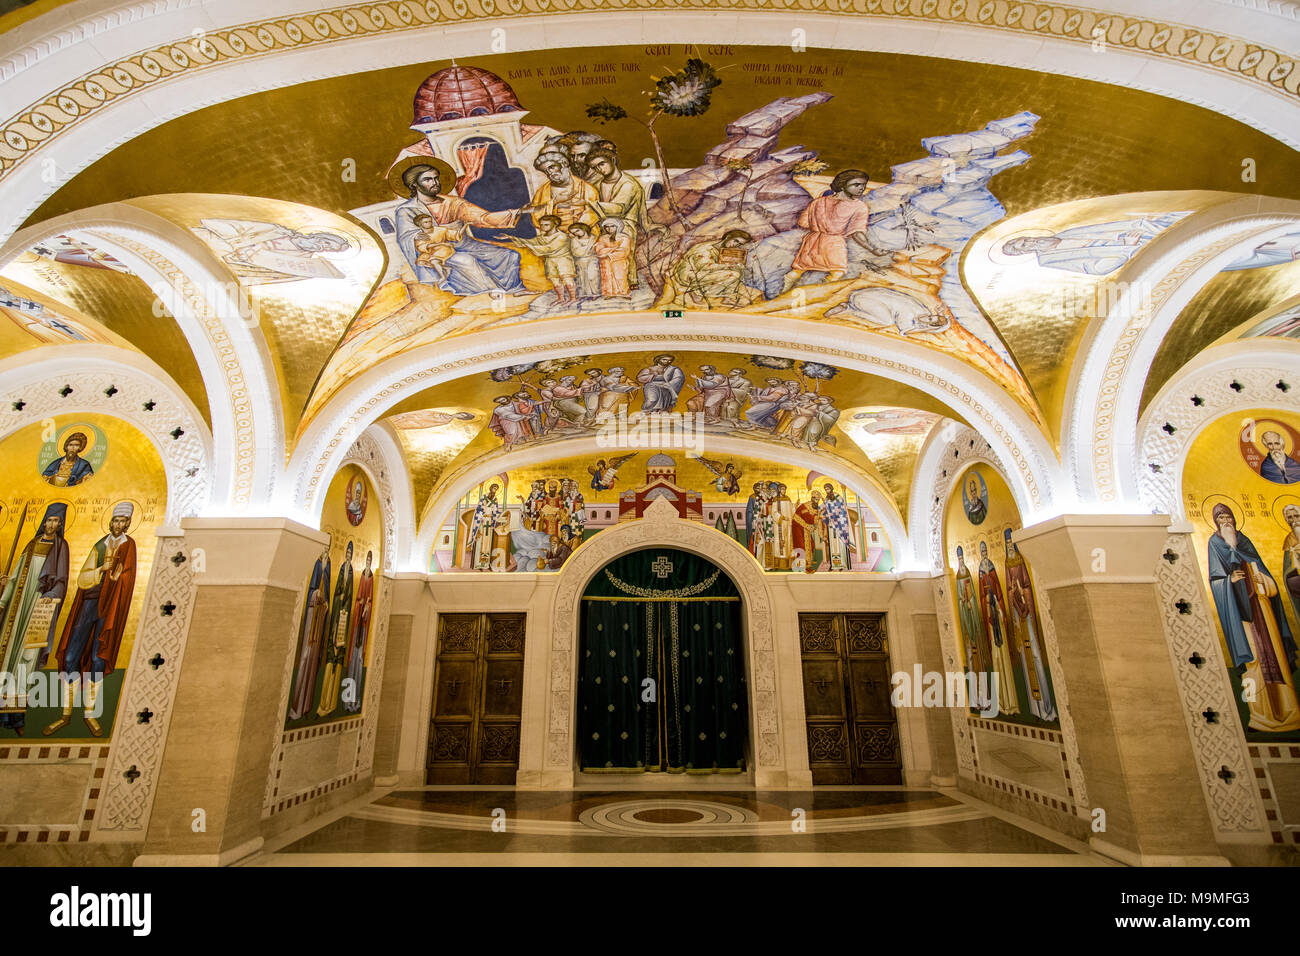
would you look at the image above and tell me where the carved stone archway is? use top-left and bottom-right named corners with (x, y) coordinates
top-left (528, 496), bottom-right (808, 790)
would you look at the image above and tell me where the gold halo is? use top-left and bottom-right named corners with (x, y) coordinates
top-left (101, 498), bottom-right (142, 535)
top-left (1274, 494), bottom-right (1300, 532)
top-left (56, 421), bottom-right (98, 458)
top-left (387, 156), bottom-right (456, 199)
top-left (1251, 418), bottom-right (1296, 456)
top-left (1200, 493), bottom-right (1245, 533)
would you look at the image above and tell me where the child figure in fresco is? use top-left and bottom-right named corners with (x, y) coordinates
top-left (593, 217), bottom-right (632, 299)
top-left (511, 215), bottom-right (576, 305)
top-left (410, 213), bottom-right (458, 282)
top-left (568, 223), bottom-right (600, 300)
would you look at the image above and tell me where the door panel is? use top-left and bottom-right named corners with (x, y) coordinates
top-left (426, 612), bottom-right (526, 784)
top-left (799, 612), bottom-right (903, 785)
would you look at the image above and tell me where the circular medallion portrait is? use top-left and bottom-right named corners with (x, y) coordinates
top-left (344, 473), bottom-right (368, 527)
top-left (1240, 417), bottom-right (1300, 486)
top-left (961, 469), bottom-right (989, 526)
top-left (37, 422), bottom-right (108, 489)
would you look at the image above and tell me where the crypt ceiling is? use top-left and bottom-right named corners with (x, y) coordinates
top-left (4, 41), bottom-right (1300, 531)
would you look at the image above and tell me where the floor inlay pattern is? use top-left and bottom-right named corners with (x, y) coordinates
top-left (265, 789), bottom-right (1100, 861)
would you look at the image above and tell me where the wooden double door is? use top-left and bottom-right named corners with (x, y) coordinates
top-left (798, 612), bottom-right (902, 785)
top-left (426, 613), bottom-right (526, 785)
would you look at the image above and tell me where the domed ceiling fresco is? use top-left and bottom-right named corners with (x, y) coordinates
top-left (6, 43), bottom-right (1300, 565)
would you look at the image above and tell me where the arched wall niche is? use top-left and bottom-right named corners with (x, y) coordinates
top-left (537, 496), bottom-right (804, 788)
top-left (288, 315), bottom-right (1060, 539)
top-left (0, 345), bottom-right (213, 522)
top-left (0, 205), bottom-right (286, 512)
top-left (1061, 202), bottom-right (1300, 508)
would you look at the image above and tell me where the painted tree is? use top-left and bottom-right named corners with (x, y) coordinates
top-left (585, 57), bottom-right (722, 218)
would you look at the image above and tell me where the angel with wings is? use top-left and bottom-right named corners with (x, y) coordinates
top-left (698, 456), bottom-right (742, 496)
top-left (588, 453), bottom-right (636, 491)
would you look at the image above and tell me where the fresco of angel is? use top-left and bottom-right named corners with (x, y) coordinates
top-left (698, 456), bottom-right (742, 496)
top-left (588, 452), bottom-right (637, 491)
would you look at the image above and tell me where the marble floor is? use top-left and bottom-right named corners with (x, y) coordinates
top-left (250, 786), bottom-right (1115, 866)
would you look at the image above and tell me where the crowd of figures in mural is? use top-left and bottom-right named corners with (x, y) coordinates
top-left (286, 538), bottom-right (376, 724)
top-left (1191, 413), bottom-right (1300, 739)
top-left (454, 454), bottom-right (886, 574)
top-left (486, 354), bottom-right (843, 452)
top-left (0, 417), bottom-right (163, 740)
top-left (947, 466), bottom-right (1058, 727)
top-left (312, 57), bottom-right (1045, 422)
top-left (285, 468), bottom-right (381, 728)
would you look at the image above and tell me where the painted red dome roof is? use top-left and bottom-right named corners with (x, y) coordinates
top-left (412, 65), bottom-right (523, 125)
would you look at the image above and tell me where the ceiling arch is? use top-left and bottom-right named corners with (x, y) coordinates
top-left (284, 313), bottom-right (1063, 529)
top-left (3, 2), bottom-right (1300, 242)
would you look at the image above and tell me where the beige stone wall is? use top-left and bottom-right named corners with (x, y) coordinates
top-left (379, 507), bottom-right (949, 791)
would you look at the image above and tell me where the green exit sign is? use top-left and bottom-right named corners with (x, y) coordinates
top-left (663, 309), bottom-right (684, 318)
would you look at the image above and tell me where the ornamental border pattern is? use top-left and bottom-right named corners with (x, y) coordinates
top-left (1086, 220), bottom-right (1291, 504)
top-left (1153, 530), bottom-right (1266, 834)
top-left (86, 228), bottom-right (262, 510)
top-left (3, 0), bottom-right (1300, 185)
top-left (96, 531), bottom-right (195, 834)
top-left (0, 744), bottom-right (110, 844)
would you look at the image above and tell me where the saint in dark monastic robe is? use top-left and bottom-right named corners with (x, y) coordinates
top-left (317, 544), bottom-right (355, 717)
top-left (1283, 504), bottom-right (1300, 627)
top-left (1206, 503), bottom-right (1300, 733)
top-left (977, 541), bottom-right (1019, 717)
top-left (744, 484), bottom-right (766, 557)
top-left (343, 552), bottom-right (374, 714)
top-left (288, 548), bottom-right (332, 720)
top-left (0, 503), bottom-right (70, 733)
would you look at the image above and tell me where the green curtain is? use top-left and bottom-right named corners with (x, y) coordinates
top-left (579, 548), bottom-right (747, 773)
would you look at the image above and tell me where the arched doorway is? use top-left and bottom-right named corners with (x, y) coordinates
top-left (578, 547), bottom-right (748, 774)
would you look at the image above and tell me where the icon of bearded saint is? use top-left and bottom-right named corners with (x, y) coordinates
top-left (345, 479), bottom-right (368, 526)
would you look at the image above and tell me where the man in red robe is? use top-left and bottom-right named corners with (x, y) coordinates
top-left (343, 550), bottom-right (374, 714)
top-left (792, 491), bottom-right (826, 573)
top-left (46, 501), bottom-right (138, 737)
top-left (785, 170), bottom-right (893, 292)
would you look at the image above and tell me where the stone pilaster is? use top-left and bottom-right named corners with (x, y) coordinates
top-left (136, 517), bottom-right (325, 866)
top-left (1014, 514), bottom-right (1227, 865)
top-left (371, 574), bottom-right (433, 787)
top-left (895, 573), bottom-right (958, 786)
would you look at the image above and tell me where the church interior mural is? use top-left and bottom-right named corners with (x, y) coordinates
top-left (0, 414), bottom-right (164, 740)
top-left (944, 462), bottom-right (1059, 728)
top-left (1184, 408), bottom-right (1300, 741)
top-left (3, 0), bottom-right (1300, 878)
top-left (285, 463), bottom-right (383, 729)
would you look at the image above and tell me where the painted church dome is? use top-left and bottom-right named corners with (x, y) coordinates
top-left (412, 64), bottom-right (523, 124)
